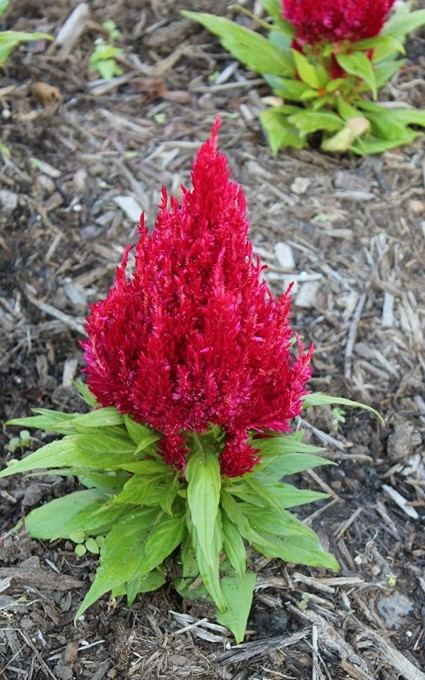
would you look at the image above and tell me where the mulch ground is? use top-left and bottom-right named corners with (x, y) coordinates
top-left (1, 1), bottom-right (425, 678)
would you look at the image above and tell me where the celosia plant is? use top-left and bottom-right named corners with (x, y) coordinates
top-left (183, 1), bottom-right (425, 154)
top-left (1, 122), bottom-right (380, 642)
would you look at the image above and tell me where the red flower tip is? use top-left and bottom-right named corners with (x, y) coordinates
top-left (283, 0), bottom-right (396, 45)
top-left (83, 121), bottom-right (313, 476)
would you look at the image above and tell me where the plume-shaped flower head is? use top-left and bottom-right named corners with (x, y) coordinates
top-left (83, 119), bottom-right (312, 477)
top-left (283, 0), bottom-right (396, 45)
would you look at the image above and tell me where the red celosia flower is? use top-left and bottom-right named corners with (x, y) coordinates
top-left (283, 0), bottom-right (396, 45)
top-left (83, 120), bottom-right (312, 477)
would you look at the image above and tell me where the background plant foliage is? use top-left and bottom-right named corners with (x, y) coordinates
top-left (183, 1), bottom-right (425, 154)
top-left (0, 0), bottom-right (51, 67)
top-left (1, 383), bottom-right (381, 642)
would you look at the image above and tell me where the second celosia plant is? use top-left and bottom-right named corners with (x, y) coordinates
top-left (184, 1), bottom-right (425, 154)
top-left (1, 121), bottom-right (380, 641)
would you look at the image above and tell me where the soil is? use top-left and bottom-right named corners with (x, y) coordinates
top-left (1, 1), bottom-right (425, 679)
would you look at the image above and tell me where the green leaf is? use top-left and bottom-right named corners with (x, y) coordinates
top-left (336, 52), bottom-right (377, 98)
top-left (241, 504), bottom-right (317, 541)
top-left (85, 537), bottom-right (100, 554)
top-left (0, 31), bottom-right (52, 67)
top-left (268, 29), bottom-right (291, 54)
top-left (7, 409), bottom-right (78, 435)
top-left (78, 470), bottom-right (129, 495)
top-left (124, 414), bottom-right (157, 445)
top-left (253, 531), bottom-right (339, 571)
top-left (235, 481), bottom-right (328, 509)
top-left (388, 108), bottom-right (425, 127)
top-left (374, 59), bottom-right (404, 87)
top-left (220, 489), bottom-right (253, 537)
top-left (264, 74), bottom-right (309, 100)
top-left (182, 12), bottom-right (295, 76)
top-left (259, 107), bottom-right (305, 153)
top-left (271, 483), bottom-right (328, 508)
top-left (222, 514), bottom-right (246, 577)
top-left (192, 513), bottom-right (226, 610)
top-left (384, 8), bottom-right (425, 38)
top-left (25, 490), bottom-right (104, 540)
top-left (302, 392), bottom-right (384, 425)
top-left (75, 507), bottom-right (160, 618)
top-left (140, 513), bottom-right (185, 573)
top-left (159, 474), bottom-right (181, 515)
top-left (186, 445), bottom-right (221, 567)
top-left (351, 135), bottom-right (418, 155)
top-left (217, 572), bottom-right (256, 643)
top-left (57, 502), bottom-right (130, 539)
top-left (288, 110), bottom-right (343, 136)
top-left (119, 459), bottom-right (169, 475)
top-left (351, 34), bottom-right (404, 61)
top-left (259, 0), bottom-right (293, 34)
top-left (0, 432), bottom-right (138, 478)
top-left (254, 433), bottom-right (324, 458)
top-left (337, 98), bottom-right (361, 120)
top-left (113, 473), bottom-right (171, 506)
top-left (126, 569), bottom-right (166, 605)
top-left (255, 451), bottom-right (330, 479)
top-left (74, 381), bottom-right (99, 407)
top-left (72, 407), bottom-right (124, 428)
top-left (291, 49), bottom-right (321, 88)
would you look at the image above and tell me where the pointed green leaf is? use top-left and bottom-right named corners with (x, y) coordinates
top-left (222, 514), bottom-right (246, 577)
top-left (217, 572), bottom-right (256, 643)
top-left (264, 74), bottom-right (309, 100)
top-left (291, 49), bottom-right (321, 88)
top-left (352, 134), bottom-right (418, 155)
top-left (78, 470), bottom-right (129, 495)
top-left (119, 459), bottom-right (169, 475)
top-left (126, 569), bottom-right (166, 606)
top-left (351, 34), bottom-right (404, 61)
top-left (192, 514), bottom-right (226, 610)
top-left (74, 381), bottom-right (99, 407)
top-left (75, 507), bottom-right (160, 618)
top-left (260, 107), bottom-right (305, 153)
top-left (253, 532), bottom-right (339, 571)
top-left (384, 8), bottom-right (425, 38)
top-left (124, 414), bottom-right (158, 446)
top-left (288, 110), bottom-right (343, 136)
top-left (254, 433), bottom-right (325, 458)
top-left (302, 392), bottom-right (384, 424)
top-left (159, 474), bottom-right (181, 515)
top-left (57, 502), bottom-right (130, 539)
top-left (241, 504), bottom-right (317, 540)
top-left (72, 407), bottom-right (123, 428)
top-left (182, 12), bottom-right (295, 76)
top-left (336, 52), bottom-right (377, 97)
top-left (186, 446), bottom-right (221, 567)
top-left (259, 0), bottom-right (293, 34)
top-left (25, 489), bottom-right (104, 540)
top-left (0, 431), bottom-right (139, 478)
top-left (374, 59), bottom-right (404, 87)
top-left (113, 473), bottom-right (170, 506)
top-left (268, 483), bottom-right (328, 508)
top-left (140, 513), bottom-right (185, 574)
top-left (389, 108), bottom-right (425, 127)
top-left (7, 409), bottom-right (78, 435)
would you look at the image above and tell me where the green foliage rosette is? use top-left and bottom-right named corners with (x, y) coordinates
top-left (183, 1), bottom-right (425, 154)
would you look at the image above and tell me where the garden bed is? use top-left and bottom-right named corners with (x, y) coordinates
top-left (1, 1), bottom-right (424, 678)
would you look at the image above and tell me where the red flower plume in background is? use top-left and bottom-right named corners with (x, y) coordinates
top-left (83, 120), bottom-right (312, 476)
top-left (283, 0), bottom-right (396, 45)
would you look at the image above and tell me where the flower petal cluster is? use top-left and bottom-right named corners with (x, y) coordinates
top-left (83, 120), bottom-right (312, 476)
top-left (283, 0), bottom-right (396, 45)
